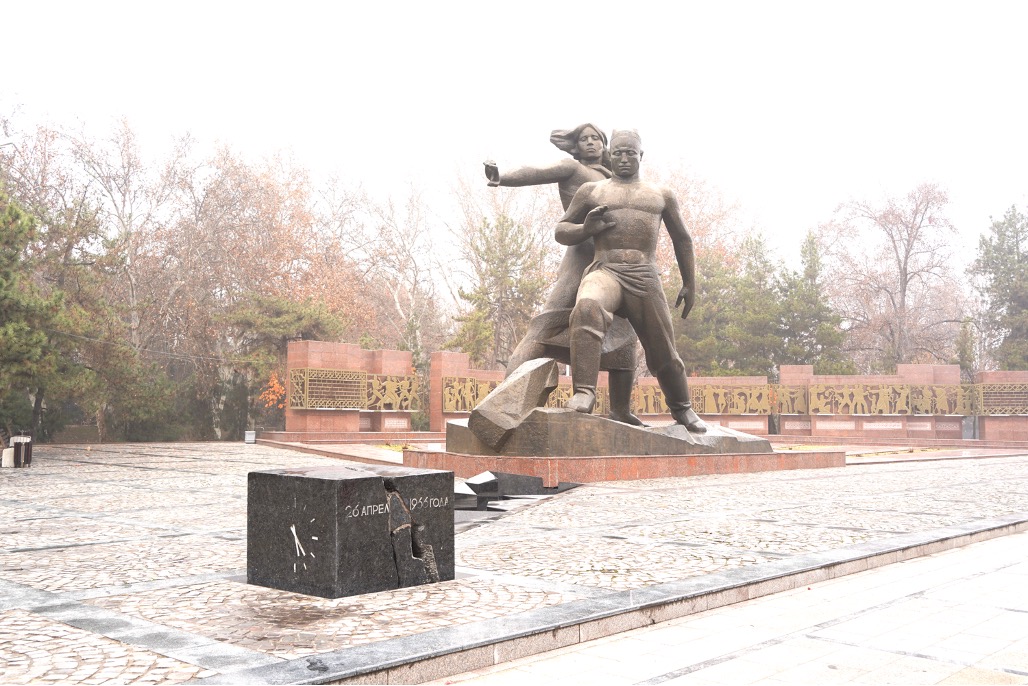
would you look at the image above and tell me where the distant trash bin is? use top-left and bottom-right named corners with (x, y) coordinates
top-left (244, 431), bottom-right (256, 444)
top-left (11, 435), bottom-right (31, 467)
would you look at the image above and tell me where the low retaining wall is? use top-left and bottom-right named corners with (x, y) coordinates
top-left (279, 346), bottom-right (1028, 441)
top-left (978, 415), bottom-right (1028, 442)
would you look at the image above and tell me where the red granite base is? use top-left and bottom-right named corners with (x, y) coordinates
top-left (403, 449), bottom-right (845, 488)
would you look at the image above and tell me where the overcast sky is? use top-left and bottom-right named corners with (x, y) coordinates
top-left (5, 1), bottom-right (1027, 267)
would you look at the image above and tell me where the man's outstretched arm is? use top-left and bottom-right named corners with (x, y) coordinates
top-left (663, 190), bottom-right (697, 319)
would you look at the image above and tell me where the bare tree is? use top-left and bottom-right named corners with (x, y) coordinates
top-left (446, 173), bottom-right (564, 305)
top-left (0, 120), bottom-right (177, 440)
top-left (1, 111), bottom-right (386, 440)
top-left (69, 120), bottom-right (187, 349)
top-left (647, 165), bottom-right (741, 281)
top-left (442, 174), bottom-right (566, 368)
top-left (823, 183), bottom-right (964, 371)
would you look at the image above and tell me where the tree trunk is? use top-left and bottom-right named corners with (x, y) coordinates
top-left (96, 407), bottom-right (107, 443)
top-left (31, 388), bottom-right (44, 438)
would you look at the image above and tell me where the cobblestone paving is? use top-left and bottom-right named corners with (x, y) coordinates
top-left (0, 515), bottom-right (162, 552)
top-left (0, 609), bottom-right (216, 684)
top-left (109, 503), bottom-right (246, 533)
top-left (454, 459), bottom-right (1028, 586)
top-left (1, 443), bottom-right (1027, 684)
top-left (27, 493), bottom-right (221, 516)
top-left (0, 534), bottom-right (248, 592)
top-left (87, 577), bottom-right (573, 659)
top-left (456, 531), bottom-right (770, 589)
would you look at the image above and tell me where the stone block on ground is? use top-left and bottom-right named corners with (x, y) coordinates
top-left (247, 463), bottom-right (454, 599)
top-left (453, 471), bottom-right (580, 511)
top-left (468, 358), bottom-right (559, 450)
top-left (492, 471), bottom-right (579, 495)
top-left (464, 471), bottom-right (499, 496)
top-left (454, 480), bottom-right (479, 510)
top-left (448, 407), bottom-right (773, 457)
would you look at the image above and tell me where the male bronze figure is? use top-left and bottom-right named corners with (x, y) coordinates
top-left (556, 130), bottom-right (707, 433)
top-left (485, 124), bottom-right (642, 425)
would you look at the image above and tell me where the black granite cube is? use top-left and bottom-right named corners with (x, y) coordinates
top-left (247, 463), bottom-right (454, 598)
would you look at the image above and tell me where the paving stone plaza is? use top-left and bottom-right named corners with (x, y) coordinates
top-left (1, 442), bottom-right (1028, 684)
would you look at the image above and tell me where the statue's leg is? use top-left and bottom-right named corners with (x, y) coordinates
top-left (608, 368), bottom-right (645, 426)
top-left (623, 288), bottom-right (707, 433)
top-left (653, 362), bottom-right (707, 433)
top-left (568, 271), bottom-right (620, 414)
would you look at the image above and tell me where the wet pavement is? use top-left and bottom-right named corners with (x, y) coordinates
top-left (1, 443), bottom-right (1027, 684)
top-left (429, 531), bottom-right (1028, 685)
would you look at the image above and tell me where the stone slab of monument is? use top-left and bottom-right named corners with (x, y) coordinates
top-left (465, 470), bottom-right (500, 496)
top-left (247, 463), bottom-right (454, 599)
top-left (448, 407), bottom-right (772, 457)
top-left (453, 480), bottom-right (480, 510)
top-left (468, 358), bottom-right (559, 450)
top-left (491, 470), bottom-right (579, 495)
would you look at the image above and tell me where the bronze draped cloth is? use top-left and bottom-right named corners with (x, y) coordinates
top-left (577, 261), bottom-right (684, 378)
top-left (582, 261), bottom-right (660, 299)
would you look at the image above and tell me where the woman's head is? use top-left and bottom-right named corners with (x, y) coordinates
top-left (550, 123), bottom-right (610, 168)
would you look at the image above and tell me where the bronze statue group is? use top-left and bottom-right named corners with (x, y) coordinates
top-left (485, 125), bottom-right (707, 433)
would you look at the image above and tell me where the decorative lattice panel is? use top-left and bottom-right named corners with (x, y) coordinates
top-left (289, 369), bottom-right (367, 410)
top-left (978, 383), bottom-right (1028, 415)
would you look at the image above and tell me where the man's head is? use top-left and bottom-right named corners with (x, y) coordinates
top-left (610, 130), bottom-right (643, 179)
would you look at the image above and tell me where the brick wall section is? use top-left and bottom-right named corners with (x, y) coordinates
top-left (285, 341), bottom-right (414, 433)
top-left (976, 371), bottom-right (1028, 383)
top-left (779, 364), bottom-right (967, 439)
top-left (780, 364), bottom-right (961, 386)
top-left (979, 416), bottom-right (1028, 441)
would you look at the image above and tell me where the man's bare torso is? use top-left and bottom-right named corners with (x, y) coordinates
top-left (587, 179), bottom-right (667, 265)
